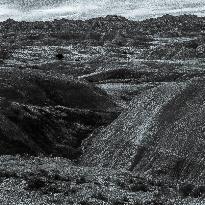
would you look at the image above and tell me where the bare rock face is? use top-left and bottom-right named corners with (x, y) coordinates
top-left (0, 69), bottom-right (119, 158)
top-left (80, 78), bottom-right (205, 184)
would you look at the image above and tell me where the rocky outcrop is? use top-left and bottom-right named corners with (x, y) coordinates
top-left (2, 14), bottom-right (205, 49)
top-left (0, 15), bottom-right (152, 47)
top-left (80, 77), bottom-right (205, 185)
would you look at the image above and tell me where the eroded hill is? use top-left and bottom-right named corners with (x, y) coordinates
top-left (0, 14), bottom-right (205, 204)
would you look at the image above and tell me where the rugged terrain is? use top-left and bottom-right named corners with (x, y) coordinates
top-left (1, 14), bottom-right (205, 204)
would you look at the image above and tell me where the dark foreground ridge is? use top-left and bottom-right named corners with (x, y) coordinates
top-left (1, 14), bottom-right (205, 204)
top-left (0, 68), bottom-right (120, 159)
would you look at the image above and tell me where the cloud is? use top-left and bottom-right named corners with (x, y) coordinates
top-left (1, 0), bottom-right (205, 21)
top-left (0, 5), bottom-right (22, 21)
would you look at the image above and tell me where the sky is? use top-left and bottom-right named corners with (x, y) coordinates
top-left (0, 0), bottom-right (205, 21)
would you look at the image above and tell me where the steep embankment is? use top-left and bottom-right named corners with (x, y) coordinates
top-left (80, 77), bottom-right (205, 185)
top-left (0, 69), bottom-right (119, 158)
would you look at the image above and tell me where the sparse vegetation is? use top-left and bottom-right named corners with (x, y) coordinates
top-left (0, 14), bottom-right (205, 205)
top-left (0, 46), bottom-right (10, 62)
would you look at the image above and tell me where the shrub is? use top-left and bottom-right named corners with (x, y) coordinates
top-left (0, 47), bottom-right (10, 61)
top-left (192, 185), bottom-right (205, 198)
top-left (129, 182), bottom-right (149, 192)
top-left (179, 183), bottom-right (195, 197)
top-left (26, 177), bottom-right (46, 190)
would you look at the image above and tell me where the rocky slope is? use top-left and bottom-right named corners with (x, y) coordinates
top-left (80, 77), bottom-right (205, 187)
top-left (0, 68), bottom-right (120, 158)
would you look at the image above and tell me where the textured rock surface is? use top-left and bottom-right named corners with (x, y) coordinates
top-left (0, 155), bottom-right (178, 205)
top-left (1, 14), bottom-right (205, 204)
top-left (80, 77), bottom-right (205, 184)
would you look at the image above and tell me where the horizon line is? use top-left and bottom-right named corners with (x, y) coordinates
top-left (0, 13), bottom-right (203, 23)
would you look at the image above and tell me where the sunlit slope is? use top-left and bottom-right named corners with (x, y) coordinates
top-left (80, 77), bottom-right (205, 184)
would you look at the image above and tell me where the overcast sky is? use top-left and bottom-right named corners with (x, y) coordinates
top-left (0, 0), bottom-right (205, 21)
